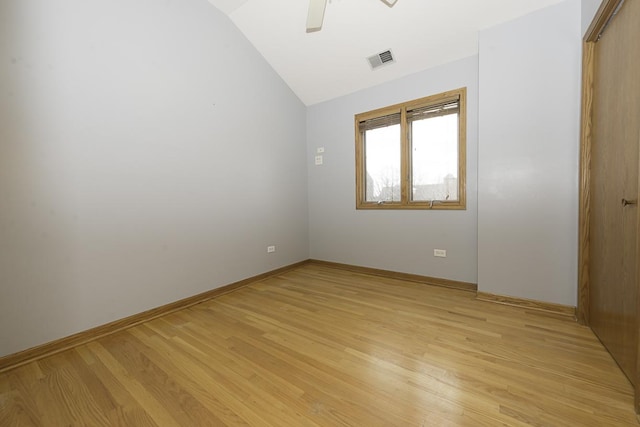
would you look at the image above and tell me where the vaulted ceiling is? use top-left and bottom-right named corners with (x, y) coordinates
top-left (208, 0), bottom-right (565, 105)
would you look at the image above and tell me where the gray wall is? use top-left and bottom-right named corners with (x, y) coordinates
top-left (582, 0), bottom-right (603, 36)
top-left (0, 0), bottom-right (308, 357)
top-left (307, 56), bottom-right (479, 284)
top-left (477, 0), bottom-right (581, 306)
top-left (1, 0), bottom-right (589, 358)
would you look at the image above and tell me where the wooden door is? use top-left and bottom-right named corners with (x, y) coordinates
top-left (589, 0), bottom-right (640, 386)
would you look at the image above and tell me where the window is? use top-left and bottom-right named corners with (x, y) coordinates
top-left (355, 87), bottom-right (466, 210)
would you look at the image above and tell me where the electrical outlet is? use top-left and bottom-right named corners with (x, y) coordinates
top-left (315, 155), bottom-right (323, 165)
top-left (267, 245), bottom-right (276, 253)
top-left (434, 249), bottom-right (447, 258)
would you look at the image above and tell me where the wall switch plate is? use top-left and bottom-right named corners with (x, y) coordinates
top-left (267, 245), bottom-right (276, 253)
top-left (434, 249), bottom-right (447, 258)
top-left (315, 155), bottom-right (323, 165)
top-left (317, 147), bottom-right (325, 153)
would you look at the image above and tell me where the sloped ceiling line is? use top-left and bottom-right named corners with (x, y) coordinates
top-left (209, 0), bottom-right (566, 105)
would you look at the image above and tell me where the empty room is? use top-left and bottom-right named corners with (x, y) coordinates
top-left (1, 0), bottom-right (639, 425)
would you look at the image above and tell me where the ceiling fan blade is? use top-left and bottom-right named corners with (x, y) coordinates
top-left (380, 0), bottom-right (398, 6)
top-left (307, 0), bottom-right (327, 32)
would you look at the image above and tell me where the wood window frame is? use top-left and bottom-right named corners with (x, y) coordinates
top-left (355, 87), bottom-right (467, 210)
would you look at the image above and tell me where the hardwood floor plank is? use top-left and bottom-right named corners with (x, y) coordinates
top-left (102, 332), bottom-right (228, 427)
top-left (0, 391), bottom-right (41, 427)
top-left (87, 341), bottom-right (184, 427)
top-left (106, 406), bottom-right (159, 427)
top-left (0, 264), bottom-right (637, 425)
top-left (81, 343), bottom-right (152, 419)
top-left (134, 322), bottom-right (315, 426)
top-left (226, 334), bottom-right (404, 426)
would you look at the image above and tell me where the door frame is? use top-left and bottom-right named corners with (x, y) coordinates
top-left (577, 0), bottom-right (624, 325)
top-left (577, 0), bottom-right (640, 412)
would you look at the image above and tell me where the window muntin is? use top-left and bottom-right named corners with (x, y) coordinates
top-left (355, 88), bottom-right (466, 210)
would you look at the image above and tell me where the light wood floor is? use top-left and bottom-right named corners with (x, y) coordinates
top-left (0, 264), bottom-right (637, 426)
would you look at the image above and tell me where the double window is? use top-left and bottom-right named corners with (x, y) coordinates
top-left (355, 87), bottom-right (466, 210)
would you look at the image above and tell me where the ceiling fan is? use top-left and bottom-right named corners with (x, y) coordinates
top-left (307, 0), bottom-right (399, 32)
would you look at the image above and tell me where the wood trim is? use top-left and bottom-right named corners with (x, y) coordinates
top-left (355, 87), bottom-right (467, 210)
top-left (578, 0), bottom-right (622, 326)
top-left (577, 40), bottom-right (595, 326)
top-left (476, 292), bottom-right (577, 319)
top-left (354, 113), bottom-right (365, 209)
top-left (355, 201), bottom-right (466, 210)
top-left (355, 105), bottom-right (402, 123)
top-left (636, 105), bottom-right (640, 414)
top-left (0, 260), bottom-right (310, 373)
top-left (357, 91), bottom-right (461, 122)
top-left (457, 87), bottom-right (467, 210)
top-left (308, 259), bottom-right (477, 292)
top-left (582, 0), bottom-right (640, 412)
top-left (400, 106), bottom-right (409, 204)
top-left (585, 0), bottom-right (625, 42)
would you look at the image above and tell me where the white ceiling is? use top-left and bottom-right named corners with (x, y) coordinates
top-left (208, 0), bottom-right (565, 105)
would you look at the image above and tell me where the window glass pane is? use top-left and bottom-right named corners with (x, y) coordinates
top-left (411, 114), bottom-right (458, 202)
top-left (364, 124), bottom-right (401, 202)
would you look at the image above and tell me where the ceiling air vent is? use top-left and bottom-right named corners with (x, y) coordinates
top-left (367, 49), bottom-right (395, 70)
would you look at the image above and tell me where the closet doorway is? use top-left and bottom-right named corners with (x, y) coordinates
top-left (579, 0), bottom-right (640, 412)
